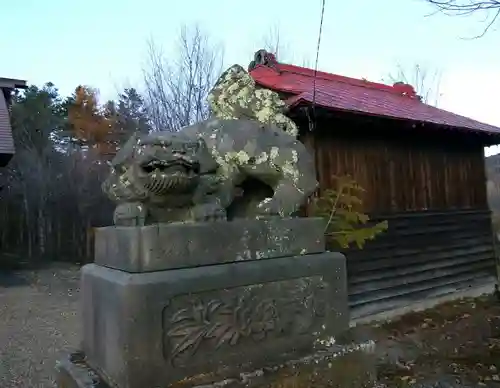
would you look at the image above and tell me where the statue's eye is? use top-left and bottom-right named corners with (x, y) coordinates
top-left (184, 143), bottom-right (199, 152)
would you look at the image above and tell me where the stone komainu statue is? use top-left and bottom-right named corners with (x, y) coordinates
top-left (102, 62), bottom-right (318, 226)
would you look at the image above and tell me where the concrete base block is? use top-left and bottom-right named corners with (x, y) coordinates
top-left (81, 252), bottom-right (348, 388)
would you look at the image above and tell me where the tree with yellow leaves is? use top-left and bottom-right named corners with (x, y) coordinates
top-left (311, 175), bottom-right (388, 249)
top-left (67, 86), bottom-right (117, 156)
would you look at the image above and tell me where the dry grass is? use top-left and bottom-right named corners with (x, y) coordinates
top-left (371, 295), bottom-right (500, 387)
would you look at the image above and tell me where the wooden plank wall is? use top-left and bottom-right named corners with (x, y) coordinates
top-left (297, 111), bottom-right (496, 318)
top-left (302, 124), bottom-right (488, 214)
top-left (344, 209), bottom-right (496, 319)
top-left (0, 88), bottom-right (15, 163)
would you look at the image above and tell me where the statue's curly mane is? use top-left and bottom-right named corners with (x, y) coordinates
top-left (207, 64), bottom-right (299, 137)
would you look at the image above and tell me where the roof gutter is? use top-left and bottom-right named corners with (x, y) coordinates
top-left (0, 77), bottom-right (27, 90)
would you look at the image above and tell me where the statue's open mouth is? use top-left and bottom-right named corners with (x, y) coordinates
top-left (139, 158), bottom-right (200, 195)
top-left (141, 159), bottom-right (200, 175)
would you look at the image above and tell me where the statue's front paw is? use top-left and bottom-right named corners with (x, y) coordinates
top-left (256, 198), bottom-right (283, 218)
top-left (190, 203), bottom-right (227, 222)
top-left (113, 202), bottom-right (147, 226)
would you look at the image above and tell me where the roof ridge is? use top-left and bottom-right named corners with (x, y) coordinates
top-left (275, 62), bottom-right (419, 98)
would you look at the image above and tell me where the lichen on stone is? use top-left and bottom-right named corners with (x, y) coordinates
top-left (207, 64), bottom-right (299, 137)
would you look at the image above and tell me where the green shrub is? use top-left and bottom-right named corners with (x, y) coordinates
top-left (310, 175), bottom-right (388, 249)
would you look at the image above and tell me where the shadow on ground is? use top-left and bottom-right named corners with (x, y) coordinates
top-left (0, 271), bottom-right (29, 287)
top-left (0, 254), bottom-right (63, 288)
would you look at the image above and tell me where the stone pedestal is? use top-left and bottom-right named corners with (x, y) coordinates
top-left (56, 217), bottom-right (371, 388)
top-left (93, 217), bottom-right (326, 272)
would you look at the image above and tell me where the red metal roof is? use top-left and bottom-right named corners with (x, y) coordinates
top-left (249, 63), bottom-right (500, 136)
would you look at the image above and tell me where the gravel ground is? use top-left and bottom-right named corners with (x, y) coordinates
top-left (0, 264), bottom-right (81, 388)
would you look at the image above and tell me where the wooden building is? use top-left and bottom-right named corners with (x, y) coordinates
top-left (0, 77), bottom-right (27, 167)
top-left (250, 55), bottom-right (500, 319)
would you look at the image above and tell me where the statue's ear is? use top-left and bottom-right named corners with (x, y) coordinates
top-left (111, 132), bottom-right (140, 168)
top-left (196, 138), bottom-right (218, 174)
top-left (195, 137), bottom-right (206, 151)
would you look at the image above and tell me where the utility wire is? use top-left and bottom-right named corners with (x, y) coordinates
top-left (309, 0), bottom-right (326, 132)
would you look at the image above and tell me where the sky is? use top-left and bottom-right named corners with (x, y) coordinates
top-left (2, 0), bottom-right (500, 154)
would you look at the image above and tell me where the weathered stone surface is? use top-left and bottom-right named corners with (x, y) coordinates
top-left (81, 252), bottom-right (348, 388)
top-left (207, 63), bottom-right (299, 137)
top-left (101, 116), bottom-right (318, 226)
top-left (94, 217), bottom-right (326, 272)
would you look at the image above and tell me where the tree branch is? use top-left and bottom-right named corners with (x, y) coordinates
top-left (424, 0), bottom-right (500, 37)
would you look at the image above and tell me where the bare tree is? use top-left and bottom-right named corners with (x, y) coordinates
top-left (383, 64), bottom-right (443, 107)
top-left (261, 25), bottom-right (290, 63)
top-left (259, 25), bottom-right (311, 67)
top-left (424, 0), bottom-right (500, 37)
top-left (142, 24), bottom-right (225, 131)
